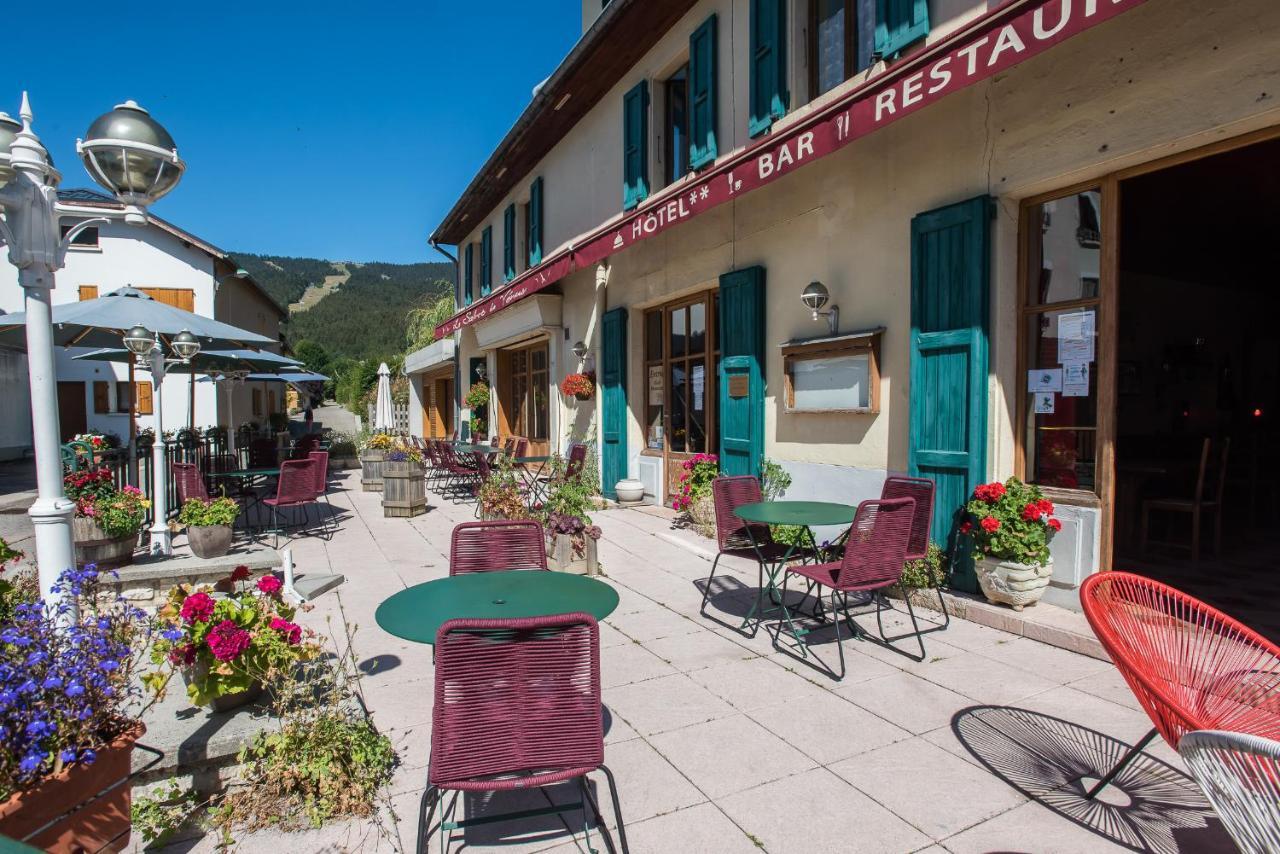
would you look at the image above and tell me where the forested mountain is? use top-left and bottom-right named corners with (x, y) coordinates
top-left (231, 252), bottom-right (454, 362)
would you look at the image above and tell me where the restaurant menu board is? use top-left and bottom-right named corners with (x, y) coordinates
top-left (792, 353), bottom-right (870, 411)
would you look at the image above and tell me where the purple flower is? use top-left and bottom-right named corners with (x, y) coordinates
top-left (64, 683), bottom-right (84, 698)
top-left (59, 749), bottom-right (76, 763)
top-left (41, 676), bottom-right (62, 691)
top-left (81, 749), bottom-right (96, 765)
top-left (19, 752), bottom-right (44, 774)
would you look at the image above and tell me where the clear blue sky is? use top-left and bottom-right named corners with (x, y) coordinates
top-left (7, 1), bottom-right (580, 264)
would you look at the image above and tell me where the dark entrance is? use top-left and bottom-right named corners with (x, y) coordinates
top-left (57, 381), bottom-right (87, 443)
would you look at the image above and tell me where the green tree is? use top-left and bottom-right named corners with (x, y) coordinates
top-left (292, 340), bottom-right (330, 376)
top-left (404, 293), bottom-right (457, 351)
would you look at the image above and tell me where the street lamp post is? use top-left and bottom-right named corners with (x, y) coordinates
top-left (0, 93), bottom-right (184, 598)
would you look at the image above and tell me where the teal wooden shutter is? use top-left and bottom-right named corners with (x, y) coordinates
top-left (748, 0), bottom-right (788, 138)
top-left (463, 243), bottom-right (474, 306)
top-left (622, 82), bottom-right (649, 211)
top-left (527, 177), bottom-right (544, 267)
top-left (718, 266), bottom-right (765, 477)
top-left (908, 195), bottom-right (991, 594)
top-left (600, 307), bottom-right (628, 499)
top-left (688, 14), bottom-right (718, 170)
top-left (875, 0), bottom-right (930, 59)
top-left (503, 204), bottom-right (516, 281)
top-left (480, 226), bottom-right (492, 295)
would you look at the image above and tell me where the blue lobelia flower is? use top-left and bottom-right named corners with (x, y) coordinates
top-left (81, 749), bottom-right (96, 764)
top-left (65, 682), bottom-right (85, 698)
top-left (19, 751), bottom-right (45, 774)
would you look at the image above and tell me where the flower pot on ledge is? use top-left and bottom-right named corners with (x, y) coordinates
top-left (548, 533), bottom-right (599, 576)
top-left (72, 517), bottom-right (136, 570)
top-left (360, 450), bottom-right (386, 492)
top-left (974, 555), bottom-right (1053, 611)
top-left (187, 524), bottom-right (233, 559)
top-left (0, 720), bottom-right (145, 853)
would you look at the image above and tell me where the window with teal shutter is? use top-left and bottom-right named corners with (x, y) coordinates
top-left (748, 0), bottom-right (788, 138)
top-left (875, 0), bottom-right (929, 59)
top-left (503, 204), bottom-right (516, 281)
top-left (480, 226), bottom-right (492, 296)
top-left (688, 14), bottom-right (718, 170)
top-left (622, 81), bottom-right (649, 211)
top-left (463, 243), bottom-right (474, 306)
top-left (527, 177), bottom-right (543, 267)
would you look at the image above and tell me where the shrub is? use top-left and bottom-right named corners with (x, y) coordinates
top-left (963, 478), bottom-right (1060, 566)
top-left (671, 453), bottom-right (718, 513)
top-left (477, 455), bottom-right (530, 521)
top-left (177, 497), bottom-right (240, 528)
top-left (759, 457), bottom-right (791, 501)
top-left (900, 542), bottom-right (948, 589)
top-left (63, 468), bottom-right (149, 538)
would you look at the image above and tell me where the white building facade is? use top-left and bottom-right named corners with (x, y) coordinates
top-left (0, 189), bottom-right (286, 456)
top-left (432, 0), bottom-right (1280, 607)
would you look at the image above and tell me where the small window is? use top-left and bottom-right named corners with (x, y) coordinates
top-left (664, 65), bottom-right (690, 185)
top-left (60, 224), bottom-right (99, 248)
top-left (115, 382), bottom-right (132, 414)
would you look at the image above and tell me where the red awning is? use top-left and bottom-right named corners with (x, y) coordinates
top-left (437, 0), bottom-right (1147, 339)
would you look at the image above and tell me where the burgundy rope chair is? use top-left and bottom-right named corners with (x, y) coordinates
top-left (247, 437), bottom-right (277, 469)
top-left (1079, 571), bottom-right (1280, 799)
top-left (308, 450), bottom-right (334, 532)
top-left (449, 520), bottom-right (548, 576)
top-left (565, 444), bottom-right (587, 480)
top-left (501, 436), bottom-right (517, 456)
top-left (261, 458), bottom-right (322, 547)
top-left (417, 613), bottom-right (627, 854)
top-left (775, 497), bottom-right (917, 679)
top-left (438, 443), bottom-right (476, 500)
top-left (880, 475), bottom-right (947, 633)
top-left (699, 476), bottom-right (808, 631)
top-left (173, 462), bottom-right (209, 504)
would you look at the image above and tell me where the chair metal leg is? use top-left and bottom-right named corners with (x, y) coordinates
top-left (873, 591), bottom-right (927, 662)
top-left (830, 590), bottom-right (848, 681)
top-left (1084, 727), bottom-right (1159, 799)
top-left (598, 764), bottom-right (630, 854)
top-left (699, 552), bottom-right (723, 616)
top-left (416, 785), bottom-right (440, 854)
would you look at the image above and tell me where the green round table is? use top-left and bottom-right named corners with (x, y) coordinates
top-left (732, 500), bottom-right (857, 528)
top-left (375, 572), bottom-right (620, 644)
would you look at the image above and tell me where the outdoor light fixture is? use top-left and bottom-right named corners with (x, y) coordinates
top-left (572, 340), bottom-right (588, 359)
top-left (475, 363), bottom-right (488, 381)
top-left (123, 324), bottom-right (155, 356)
top-left (77, 100), bottom-right (185, 225)
top-left (0, 111), bottom-right (19, 187)
top-left (801, 281), bottom-right (839, 335)
top-left (171, 329), bottom-right (201, 361)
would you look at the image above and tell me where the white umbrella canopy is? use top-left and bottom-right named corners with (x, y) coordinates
top-left (0, 286), bottom-right (275, 350)
top-left (373, 362), bottom-right (394, 431)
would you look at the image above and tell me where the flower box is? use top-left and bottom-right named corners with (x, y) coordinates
top-left (548, 532), bottom-right (599, 576)
top-left (71, 517), bottom-right (136, 571)
top-left (0, 720), bottom-right (144, 853)
top-left (186, 524), bottom-right (233, 560)
top-left (382, 461), bottom-right (426, 518)
top-left (359, 450), bottom-right (385, 493)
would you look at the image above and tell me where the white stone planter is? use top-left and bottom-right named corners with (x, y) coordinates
top-left (974, 555), bottom-right (1053, 611)
top-left (614, 478), bottom-right (644, 503)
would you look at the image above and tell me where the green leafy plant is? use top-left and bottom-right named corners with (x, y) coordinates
top-left (477, 454), bottom-right (531, 520)
top-left (671, 453), bottom-right (718, 512)
top-left (327, 433), bottom-right (357, 458)
top-left (900, 542), bottom-right (949, 589)
top-left (463, 382), bottom-right (490, 409)
top-left (759, 457), bottom-right (792, 501)
top-left (63, 467), bottom-right (149, 538)
top-left (541, 454), bottom-right (602, 557)
top-left (132, 781), bottom-right (200, 845)
top-left (268, 413), bottom-right (290, 432)
top-left (177, 497), bottom-right (240, 528)
top-left (963, 478), bottom-right (1061, 566)
top-left (145, 569), bottom-right (320, 707)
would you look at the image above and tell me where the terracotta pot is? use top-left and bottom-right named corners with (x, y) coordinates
top-left (71, 517), bottom-right (136, 570)
top-left (0, 720), bottom-right (144, 853)
top-left (187, 524), bottom-right (233, 559)
top-left (974, 555), bottom-right (1053, 611)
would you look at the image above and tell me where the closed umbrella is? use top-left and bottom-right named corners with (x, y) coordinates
top-left (373, 362), bottom-right (394, 432)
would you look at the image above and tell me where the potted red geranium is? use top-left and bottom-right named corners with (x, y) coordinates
top-left (961, 477), bottom-right (1061, 611)
top-left (63, 468), bottom-right (148, 570)
top-left (560, 372), bottom-right (595, 401)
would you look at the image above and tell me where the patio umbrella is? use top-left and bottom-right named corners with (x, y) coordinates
top-left (0, 286), bottom-right (276, 350)
top-left (373, 362), bottom-right (394, 431)
top-left (74, 347), bottom-right (302, 374)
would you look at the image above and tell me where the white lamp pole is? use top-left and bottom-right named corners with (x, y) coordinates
top-left (0, 93), bottom-right (184, 597)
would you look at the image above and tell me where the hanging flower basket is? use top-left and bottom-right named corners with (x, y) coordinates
top-left (560, 373), bottom-right (596, 401)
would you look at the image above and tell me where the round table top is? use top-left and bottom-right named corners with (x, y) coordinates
top-left (210, 467), bottom-right (280, 478)
top-left (733, 500), bottom-right (858, 527)
top-left (515, 455), bottom-right (551, 464)
top-left (375, 571), bottom-right (620, 645)
top-left (453, 443), bottom-right (498, 454)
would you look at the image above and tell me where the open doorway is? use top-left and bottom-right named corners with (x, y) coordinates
top-left (1113, 136), bottom-right (1280, 639)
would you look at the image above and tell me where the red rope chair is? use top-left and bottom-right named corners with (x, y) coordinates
top-left (449, 520), bottom-right (548, 576)
top-left (565, 443), bottom-right (587, 480)
top-left (1079, 571), bottom-right (1280, 798)
top-left (417, 613), bottom-right (627, 854)
top-left (261, 459), bottom-right (321, 547)
top-left (776, 497), bottom-right (917, 678)
top-left (307, 450), bottom-right (334, 533)
top-left (173, 462), bottom-right (209, 504)
top-left (880, 475), bottom-right (948, 633)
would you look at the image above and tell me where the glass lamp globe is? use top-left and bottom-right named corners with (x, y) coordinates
top-left (0, 112), bottom-right (21, 188)
top-left (123, 325), bottom-right (154, 356)
top-left (171, 330), bottom-right (201, 361)
top-left (77, 101), bottom-right (185, 222)
top-left (801, 281), bottom-right (830, 312)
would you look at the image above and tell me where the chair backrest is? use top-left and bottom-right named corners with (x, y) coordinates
top-left (502, 436), bottom-right (517, 456)
top-left (274, 459), bottom-right (318, 504)
top-left (512, 437), bottom-right (529, 459)
top-left (832, 497), bottom-right (915, 591)
top-left (1212, 437), bottom-right (1232, 505)
top-left (565, 444), bottom-right (587, 480)
top-left (173, 462), bottom-right (209, 504)
top-left (473, 450), bottom-right (493, 481)
top-left (1191, 437), bottom-right (1212, 503)
top-left (450, 520), bottom-right (548, 575)
top-left (1179, 730), bottom-right (1280, 854)
top-left (711, 476), bottom-right (771, 552)
top-left (1080, 572), bottom-right (1280, 750)
top-left (430, 613), bottom-right (602, 788)
top-left (248, 438), bottom-right (277, 468)
top-left (880, 475), bottom-right (935, 561)
top-left (307, 451), bottom-right (329, 495)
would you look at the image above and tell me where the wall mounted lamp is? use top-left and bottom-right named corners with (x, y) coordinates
top-left (801, 281), bottom-right (839, 335)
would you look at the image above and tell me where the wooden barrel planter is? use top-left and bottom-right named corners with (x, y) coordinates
top-left (360, 450), bottom-right (386, 493)
top-left (548, 533), bottom-right (599, 576)
top-left (382, 461), bottom-right (426, 518)
top-left (72, 517), bottom-right (137, 570)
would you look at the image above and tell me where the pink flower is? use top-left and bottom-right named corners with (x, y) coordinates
top-left (180, 592), bottom-right (215, 624)
top-left (269, 617), bottom-right (302, 645)
top-left (256, 575), bottom-right (283, 596)
top-left (206, 620), bottom-right (252, 662)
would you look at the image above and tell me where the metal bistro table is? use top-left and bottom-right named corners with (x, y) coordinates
top-left (375, 571), bottom-right (620, 644)
top-left (514, 455), bottom-right (552, 507)
top-left (209, 467), bottom-right (280, 532)
top-left (732, 501), bottom-right (857, 635)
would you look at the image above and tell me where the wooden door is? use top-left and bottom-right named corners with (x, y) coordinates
top-left (57, 382), bottom-right (87, 442)
top-left (717, 266), bottom-right (765, 478)
top-left (600, 308), bottom-right (628, 499)
top-left (908, 195), bottom-right (991, 593)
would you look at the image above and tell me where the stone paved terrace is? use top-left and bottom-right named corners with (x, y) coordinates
top-left (150, 469), bottom-right (1236, 853)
